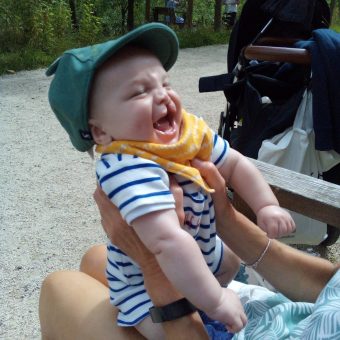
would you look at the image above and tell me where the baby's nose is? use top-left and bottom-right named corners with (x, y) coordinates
top-left (155, 87), bottom-right (169, 103)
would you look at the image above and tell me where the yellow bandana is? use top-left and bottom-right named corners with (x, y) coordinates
top-left (96, 110), bottom-right (214, 192)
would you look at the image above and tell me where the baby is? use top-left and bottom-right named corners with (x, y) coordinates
top-left (47, 23), bottom-right (295, 339)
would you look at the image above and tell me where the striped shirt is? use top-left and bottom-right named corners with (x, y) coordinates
top-left (96, 131), bottom-right (229, 326)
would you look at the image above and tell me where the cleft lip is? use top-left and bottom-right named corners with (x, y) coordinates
top-left (153, 113), bottom-right (174, 132)
top-left (153, 106), bottom-right (175, 130)
top-left (152, 100), bottom-right (181, 143)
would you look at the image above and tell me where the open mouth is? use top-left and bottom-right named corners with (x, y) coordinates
top-left (153, 114), bottom-right (175, 133)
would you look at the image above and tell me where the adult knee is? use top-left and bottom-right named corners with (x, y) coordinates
top-left (39, 271), bottom-right (69, 339)
top-left (80, 244), bottom-right (107, 286)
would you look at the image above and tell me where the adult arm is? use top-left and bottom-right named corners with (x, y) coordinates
top-left (94, 182), bottom-right (209, 339)
top-left (194, 159), bottom-right (338, 302)
top-left (132, 208), bottom-right (246, 332)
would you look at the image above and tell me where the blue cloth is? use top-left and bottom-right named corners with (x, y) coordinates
top-left (200, 311), bottom-right (234, 340)
top-left (198, 266), bottom-right (247, 339)
top-left (233, 269), bottom-right (340, 339)
top-left (200, 269), bottom-right (340, 339)
top-left (296, 29), bottom-right (340, 153)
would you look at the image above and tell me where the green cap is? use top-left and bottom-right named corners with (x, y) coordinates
top-left (46, 23), bottom-right (179, 152)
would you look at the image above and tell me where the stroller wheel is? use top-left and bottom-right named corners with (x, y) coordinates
top-left (320, 225), bottom-right (340, 246)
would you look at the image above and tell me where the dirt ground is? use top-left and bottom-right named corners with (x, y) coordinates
top-left (1, 44), bottom-right (339, 339)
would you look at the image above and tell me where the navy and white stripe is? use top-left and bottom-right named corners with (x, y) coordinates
top-left (96, 132), bottom-right (230, 326)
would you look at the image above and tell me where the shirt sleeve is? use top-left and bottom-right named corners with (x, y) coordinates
top-left (210, 131), bottom-right (230, 168)
top-left (96, 153), bottom-right (175, 225)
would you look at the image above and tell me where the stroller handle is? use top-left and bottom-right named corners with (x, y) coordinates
top-left (244, 45), bottom-right (311, 64)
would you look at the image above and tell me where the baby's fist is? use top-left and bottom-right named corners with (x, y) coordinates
top-left (257, 205), bottom-right (295, 238)
top-left (207, 288), bottom-right (247, 334)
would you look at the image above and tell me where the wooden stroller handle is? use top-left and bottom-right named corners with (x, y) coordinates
top-left (244, 45), bottom-right (311, 64)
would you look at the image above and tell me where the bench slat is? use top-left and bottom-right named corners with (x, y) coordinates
top-left (233, 159), bottom-right (340, 228)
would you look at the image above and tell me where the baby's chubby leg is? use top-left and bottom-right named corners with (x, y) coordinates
top-left (215, 242), bottom-right (241, 286)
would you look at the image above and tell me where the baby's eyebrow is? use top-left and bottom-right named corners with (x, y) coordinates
top-left (127, 78), bottom-right (144, 87)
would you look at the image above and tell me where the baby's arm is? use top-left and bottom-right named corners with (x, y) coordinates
top-left (219, 148), bottom-right (295, 238)
top-left (132, 210), bottom-right (247, 333)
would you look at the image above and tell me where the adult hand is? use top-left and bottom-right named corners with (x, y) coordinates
top-left (93, 185), bottom-right (152, 265)
top-left (169, 174), bottom-right (185, 226)
top-left (191, 159), bottom-right (231, 213)
top-left (94, 181), bottom-right (201, 332)
top-left (93, 174), bottom-right (185, 263)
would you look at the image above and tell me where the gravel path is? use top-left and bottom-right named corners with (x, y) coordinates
top-left (1, 44), bottom-right (338, 339)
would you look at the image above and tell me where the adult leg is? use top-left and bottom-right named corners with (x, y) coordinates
top-left (80, 244), bottom-right (108, 287)
top-left (39, 271), bottom-right (144, 340)
top-left (69, 247), bottom-right (166, 340)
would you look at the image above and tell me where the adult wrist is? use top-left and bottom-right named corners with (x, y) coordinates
top-left (242, 238), bottom-right (271, 269)
top-left (149, 298), bottom-right (197, 323)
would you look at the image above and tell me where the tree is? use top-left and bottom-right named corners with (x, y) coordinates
top-left (330, 0), bottom-right (336, 24)
top-left (145, 0), bottom-right (151, 22)
top-left (214, 0), bottom-right (222, 31)
top-left (186, 0), bottom-right (194, 28)
top-left (68, 0), bottom-right (79, 30)
top-left (127, 0), bottom-right (134, 30)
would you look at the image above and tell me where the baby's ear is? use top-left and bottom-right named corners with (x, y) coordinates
top-left (89, 119), bottom-right (112, 145)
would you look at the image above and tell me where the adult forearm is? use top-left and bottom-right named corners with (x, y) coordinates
top-left (216, 204), bottom-right (336, 302)
top-left (134, 211), bottom-right (223, 313)
top-left (153, 231), bottom-right (223, 313)
top-left (141, 257), bottom-right (208, 339)
top-left (94, 186), bottom-right (208, 338)
top-left (194, 159), bottom-right (337, 302)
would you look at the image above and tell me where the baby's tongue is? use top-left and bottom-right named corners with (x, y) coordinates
top-left (154, 117), bottom-right (170, 132)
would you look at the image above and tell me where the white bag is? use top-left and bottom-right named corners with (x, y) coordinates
top-left (258, 90), bottom-right (340, 245)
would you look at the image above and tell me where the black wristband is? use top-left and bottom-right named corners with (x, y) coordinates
top-left (149, 298), bottom-right (197, 323)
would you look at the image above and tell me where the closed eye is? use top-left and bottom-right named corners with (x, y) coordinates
top-left (130, 87), bottom-right (146, 98)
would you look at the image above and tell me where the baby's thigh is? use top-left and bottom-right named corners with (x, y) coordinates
top-left (215, 242), bottom-right (241, 286)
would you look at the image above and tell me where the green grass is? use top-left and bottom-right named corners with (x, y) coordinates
top-left (1, 21), bottom-right (340, 75)
top-left (0, 27), bottom-right (231, 75)
top-left (0, 50), bottom-right (54, 74)
top-left (176, 27), bottom-right (231, 48)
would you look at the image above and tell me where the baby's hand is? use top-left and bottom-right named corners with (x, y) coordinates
top-left (206, 288), bottom-right (247, 334)
top-left (256, 205), bottom-right (295, 238)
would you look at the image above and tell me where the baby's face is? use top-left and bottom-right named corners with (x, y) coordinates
top-left (89, 47), bottom-right (182, 145)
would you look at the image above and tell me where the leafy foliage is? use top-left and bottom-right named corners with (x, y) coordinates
top-left (1, 0), bottom-right (340, 74)
top-left (78, 2), bottom-right (102, 44)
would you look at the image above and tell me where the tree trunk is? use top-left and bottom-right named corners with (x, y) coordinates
top-left (330, 0), bottom-right (336, 24)
top-left (145, 0), bottom-right (151, 22)
top-left (214, 0), bottom-right (222, 32)
top-left (127, 0), bottom-right (134, 31)
top-left (186, 0), bottom-right (193, 28)
top-left (68, 0), bottom-right (78, 30)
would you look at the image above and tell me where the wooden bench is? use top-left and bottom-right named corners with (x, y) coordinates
top-left (233, 159), bottom-right (340, 229)
top-left (153, 7), bottom-right (185, 26)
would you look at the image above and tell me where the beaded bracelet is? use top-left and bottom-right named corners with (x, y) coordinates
top-left (242, 238), bottom-right (271, 269)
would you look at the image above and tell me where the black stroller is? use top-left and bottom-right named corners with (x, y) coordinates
top-left (199, 0), bottom-right (340, 245)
